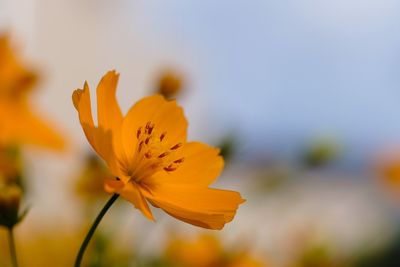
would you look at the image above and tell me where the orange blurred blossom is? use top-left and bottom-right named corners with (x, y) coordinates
top-left (0, 35), bottom-right (64, 149)
top-left (75, 154), bottom-right (112, 203)
top-left (165, 234), bottom-right (266, 267)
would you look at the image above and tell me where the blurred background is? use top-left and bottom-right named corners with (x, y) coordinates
top-left (1, 0), bottom-right (400, 266)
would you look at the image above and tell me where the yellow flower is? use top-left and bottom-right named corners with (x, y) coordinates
top-left (75, 154), bottom-right (113, 203)
top-left (166, 234), bottom-right (223, 267)
top-left (0, 227), bottom-right (132, 267)
top-left (378, 157), bottom-right (400, 196)
top-left (72, 70), bottom-right (244, 229)
top-left (164, 234), bottom-right (266, 267)
top-left (0, 35), bottom-right (64, 149)
top-left (0, 36), bottom-right (37, 97)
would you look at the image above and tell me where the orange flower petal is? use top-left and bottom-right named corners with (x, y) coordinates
top-left (0, 101), bottom-right (64, 150)
top-left (145, 142), bottom-right (224, 186)
top-left (96, 70), bottom-right (122, 132)
top-left (0, 35), bottom-right (37, 95)
top-left (120, 182), bottom-right (154, 221)
top-left (104, 177), bottom-right (124, 193)
top-left (95, 70), bottom-right (126, 170)
top-left (105, 178), bottom-right (154, 220)
top-left (121, 95), bottom-right (187, 164)
top-left (72, 82), bottom-right (95, 146)
top-left (143, 185), bottom-right (245, 229)
top-left (73, 82), bottom-right (119, 173)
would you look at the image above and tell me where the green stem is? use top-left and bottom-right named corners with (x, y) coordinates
top-left (74, 193), bottom-right (119, 267)
top-left (8, 227), bottom-right (18, 267)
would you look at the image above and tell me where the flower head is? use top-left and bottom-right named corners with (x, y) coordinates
top-left (164, 234), bottom-right (266, 267)
top-left (0, 35), bottom-right (64, 149)
top-left (72, 70), bottom-right (244, 229)
top-left (0, 183), bottom-right (23, 228)
top-left (156, 70), bottom-right (183, 99)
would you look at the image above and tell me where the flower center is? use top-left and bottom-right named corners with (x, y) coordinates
top-left (129, 121), bottom-right (184, 182)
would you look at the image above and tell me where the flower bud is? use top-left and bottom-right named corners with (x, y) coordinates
top-left (0, 184), bottom-right (22, 228)
top-left (156, 70), bottom-right (183, 99)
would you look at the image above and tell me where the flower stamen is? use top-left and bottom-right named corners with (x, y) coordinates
top-left (145, 137), bottom-right (151, 145)
top-left (173, 158), bottom-right (185, 164)
top-left (144, 151), bottom-right (152, 159)
top-left (138, 141), bottom-right (144, 152)
top-left (158, 152), bottom-right (170, 158)
top-left (145, 121), bottom-right (155, 134)
top-left (136, 127), bottom-right (142, 139)
top-left (160, 132), bottom-right (166, 141)
top-left (170, 143), bottom-right (182, 150)
top-left (164, 165), bottom-right (177, 172)
top-left (131, 122), bottom-right (186, 180)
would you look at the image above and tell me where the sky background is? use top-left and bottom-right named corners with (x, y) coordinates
top-left (2, 0), bottom-right (400, 166)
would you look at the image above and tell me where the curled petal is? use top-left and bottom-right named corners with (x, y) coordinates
top-left (96, 70), bottom-right (122, 132)
top-left (72, 83), bottom-right (96, 149)
top-left (72, 82), bottom-right (118, 173)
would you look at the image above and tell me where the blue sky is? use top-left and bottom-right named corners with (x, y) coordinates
top-left (131, 1), bottom-right (400, 164)
top-left (3, 0), bottom-right (400, 165)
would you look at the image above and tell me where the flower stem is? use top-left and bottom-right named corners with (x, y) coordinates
top-left (74, 193), bottom-right (119, 267)
top-left (8, 227), bottom-right (18, 267)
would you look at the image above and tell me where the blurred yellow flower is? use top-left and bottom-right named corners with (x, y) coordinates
top-left (0, 36), bottom-right (37, 97)
top-left (166, 234), bottom-right (222, 267)
top-left (0, 145), bottom-right (22, 186)
top-left (380, 162), bottom-right (400, 193)
top-left (75, 154), bottom-right (112, 203)
top-left (164, 234), bottom-right (266, 267)
top-left (0, 35), bottom-right (64, 149)
top-left (156, 70), bottom-right (184, 99)
top-left (374, 150), bottom-right (400, 198)
top-left (19, 230), bottom-right (79, 267)
top-left (0, 228), bottom-right (132, 267)
top-left (72, 70), bottom-right (244, 229)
